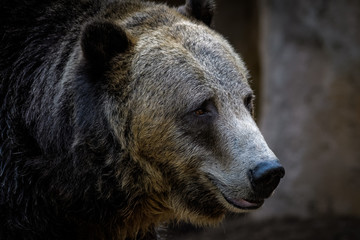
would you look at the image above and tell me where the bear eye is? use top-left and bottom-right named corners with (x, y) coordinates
top-left (192, 100), bottom-right (215, 117)
top-left (244, 94), bottom-right (254, 113)
top-left (182, 99), bottom-right (217, 131)
top-left (194, 108), bottom-right (207, 116)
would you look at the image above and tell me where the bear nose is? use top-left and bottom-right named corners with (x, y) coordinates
top-left (249, 161), bottom-right (285, 199)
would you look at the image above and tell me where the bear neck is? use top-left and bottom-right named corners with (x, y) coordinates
top-left (115, 166), bottom-right (174, 239)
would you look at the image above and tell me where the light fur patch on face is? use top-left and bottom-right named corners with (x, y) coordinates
top-left (200, 113), bottom-right (277, 212)
top-left (172, 20), bottom-right (249, 81)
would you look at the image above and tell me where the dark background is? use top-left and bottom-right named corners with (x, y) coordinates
top-left (154, 0), bottom-right (360, 239)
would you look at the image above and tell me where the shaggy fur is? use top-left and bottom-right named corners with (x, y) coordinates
top-left (0, 0), bottom-right (283, 239)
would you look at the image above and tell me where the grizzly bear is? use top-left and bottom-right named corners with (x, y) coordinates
top-left (0, 0), bottom-right (284, 239)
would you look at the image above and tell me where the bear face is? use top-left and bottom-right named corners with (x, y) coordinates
top-left (126, 22), bottom-right (282, 223)
top-left (82, 2), bottom-right (285, 228)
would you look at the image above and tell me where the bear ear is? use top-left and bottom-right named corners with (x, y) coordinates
top-left (178, 0), bottom-right (215, 27)
top-left (81, 20), bottom-right (132, 72)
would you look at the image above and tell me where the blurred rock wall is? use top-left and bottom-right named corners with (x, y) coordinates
top-left (255, 0), bottom-right (360, 218)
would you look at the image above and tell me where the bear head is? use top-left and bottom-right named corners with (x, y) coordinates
top-left (76, 0), bottom-right (284, 235)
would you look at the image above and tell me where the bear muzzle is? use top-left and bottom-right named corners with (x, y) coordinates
top-left (217, 160), bottom-right (285, 210)
top-left (219, 159), bottom-right (285, 211)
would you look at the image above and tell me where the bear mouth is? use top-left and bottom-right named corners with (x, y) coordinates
top-left (222, 194), bottom-right (264, 210)
top-left (207, 176), bottom-right (264, 211)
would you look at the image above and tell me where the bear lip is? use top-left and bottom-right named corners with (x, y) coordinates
top-left (223, 195), bottom-right (264, 210)
top-left (206, 176), bottom-right (264, 210)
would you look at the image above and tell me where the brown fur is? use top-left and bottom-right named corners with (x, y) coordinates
top-left (0, 0), bottom-right (283, 239)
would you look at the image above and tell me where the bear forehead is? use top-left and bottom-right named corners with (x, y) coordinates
top-left (132, 21), bottom-right (250, 98)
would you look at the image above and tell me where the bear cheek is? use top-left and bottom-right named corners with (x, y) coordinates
top-left (168, 167), bottom-right (227, 225)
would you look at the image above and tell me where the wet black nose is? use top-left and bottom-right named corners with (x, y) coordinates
top-left (249, 161), bottom-right (285, 199)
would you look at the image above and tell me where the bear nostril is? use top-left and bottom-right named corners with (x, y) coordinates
top-left (249, 161), bottom-right (285, 199)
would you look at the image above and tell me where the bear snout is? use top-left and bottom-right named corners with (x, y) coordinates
top-left (248, 160), bottom-right (285, 199)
